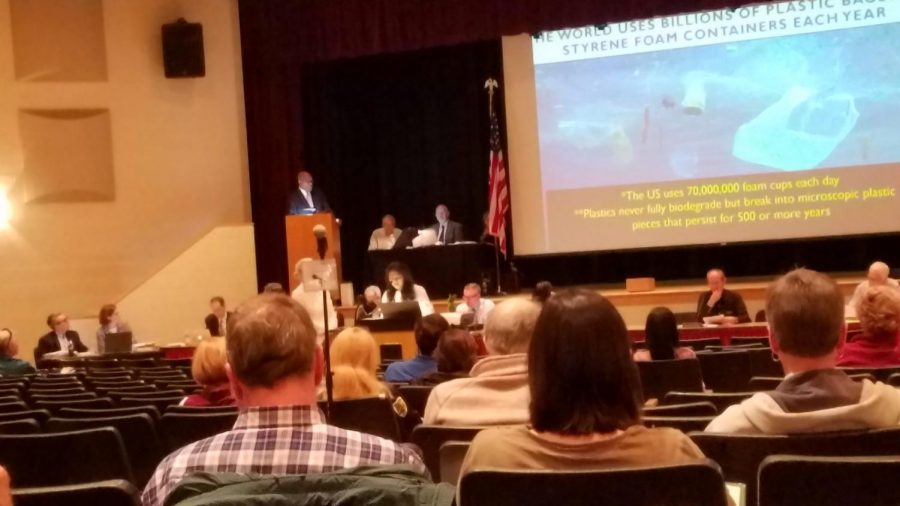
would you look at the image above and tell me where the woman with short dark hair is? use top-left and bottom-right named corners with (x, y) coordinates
top-left (634, 307), bottom-right (696, 362)
top-left (460, 289), bottom-right (707, 475)
top-left (413, 329), bottom-right (478, 386)
top-left (96, 303), bottom-right (132, 354)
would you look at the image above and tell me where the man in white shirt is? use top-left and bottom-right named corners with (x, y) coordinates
top-left (847, 261), bottom-right (899, 313)
top-left (291, 259), bottom-right (338, 339)
top-left (368, 214), bottom-right (401, 250)
top-left (455, 283), bottom-right (495, 325)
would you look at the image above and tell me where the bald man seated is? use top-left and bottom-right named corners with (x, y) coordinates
top-left (847, 261), bottom-right (900, 314)
top-left (696, 268), bottom-right (751, 325)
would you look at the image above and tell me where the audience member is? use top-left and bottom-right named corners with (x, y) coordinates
top-left (414, 329), bottom-right (478, 386)
top-left (706, 268), bottom-right (900, 434)
top-left (355, 285), bottom-right (382, 321)
top-left (381, 262), bottom-right (434, 316)
top-left (142, 294), bottom-right (425, 505)
top-left (384, 314), bottom-right (447, 382)
top-left (460, 289), bottom-right (707, 476)
top-left (455, 283), bottom-right (495, 325)
top-left (330, 327), bottom-right (390, 400)
top-left (696, 268), bottom-right (751, 324)
top-left (182, 338), bottom-right (234, 407)
top-left (424, 298), bottom-right (540, 425)
top-left (291, 258), bottom-right (338, 339)
top-left (262, 282), bottom-right (286, 294)
top-left (847, 261), bottom-right (899, 312)
top-left (0, 466), bottom-right (10, 506)
top-left (633, 307), bottom-right (696, 362)
top-left (96, 303), bottom-right (132, 354)
top-left (36, 312), bottom-right (88, 358)
top-left (204, 296), bottom-right (233, 337)
top-left (837, 286), bottom-right (900, 367)
top-left (0, 328), bottom-right (35, 376)
top-left (532, 281), bottom-right (554, 303)
top-left (429, 204), bottom-right (464, 245)
top-left (368, 214), bottom-right (401, 250)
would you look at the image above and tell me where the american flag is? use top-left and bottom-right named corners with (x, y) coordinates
top-left (487, 106), bottom-right (509, 257)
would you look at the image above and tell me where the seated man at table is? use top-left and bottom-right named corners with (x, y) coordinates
top-left (141, 294), bottom-right (426, 506)
top-left (368, 214), bottom-right (402, 250)
top-left (696, 268), bottom-right (750, 325)
top-left (429, 204), bottom-right (464, 245)
top-left (36, 313), bottom-right (89, 358)
top-left (846, 261), bottom-right (899, 313)
top-left (425, 298), bottom-right (540, 425)
top-left (455, 283), bottom-right (495, 326)
top-left (705, 268), bottom-right (900, 434)
top-left (384, 314), bottom-right (447, 382)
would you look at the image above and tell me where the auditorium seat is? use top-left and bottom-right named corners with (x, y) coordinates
top-left (89, 380), bottom-right (147, 390)
top-left (458, 461), bottom-right (728, 506)
top-left (0, 395), bottom-right (20, 405)
top-left (60, 405), bottom-right (162, 423)
top-left (0, 419), bottom-right (41, 434)
top-left (888, 373), bottom-right (900, 387)
top-left (119, 396), bottom-right (184, 413)
top-left (25, 386), bottom-right (87, 398)
top-left (0, 427), bottom-right (134, 487)
top-left (838, 366), bottom-right (900, 383)
top-left (95, 385), bottom-right (158, 397)
top-left (12, 479), bottom-right (141, 506)
top-left (48, 414), bottom-right (162, 487)
top-left (643, 416), bottom-right (715, 432)
top-left (165, 405), bottom-right (238, 415)
top-left (0, 410), bottom-right (51, 427)
top-left (745, 348), bottom-right (784, 378)
top-left (682, 338), bottom-right (721, 351)
top-left (34, 397), bottom-right (114, 415)
top-left (85, 368), bottom-right (132, 377)
top-left (636, 359), bottom-right (704, 401)
top-left (410, 425), bottom-right (484, 481)
top-left (729, 336), bottom-right (769, 348)
top-left (439, 441), bottom-right (471, 484)
top-left (663, 392), bottom-right (754, 413)
top-left (757, 455), bottom-right (900, 506)
top-left (29, 378), bottom-right (81, 388)
top-left (154, 380), bottom-right (201, 394)
top-left (748, 376), bottom-right (784, 391)
top-left (690, 427), bottom-right (900, 506)
top-left (643, 402), bottom-right (717, 417)
top-left (323, 397), bottom-right (402, 442)
top-left (696, 351), bottom-right (753, 392)
top-left (160, 412), bottom-right (239, 453)
top-left (380, 343), bottom-right (404, 363)
top-left (29, 391), bottom-right (97, 402)
top-left (84, 375), bottom-right (133, 386)
top-left (0, 401), bottom-right (30, 414)
top-left (119, 359), bottom-right (158, 369)
top-left (84, 359), bottom-right (121, 370)
top-left (159, 358), bottom-right (192, 368)
top-left (398, 385), bottom-right (433, 421)
top-left (0, 382), bottom-right (26, 393)
top-left (108, 389), bottom-right (183, 403)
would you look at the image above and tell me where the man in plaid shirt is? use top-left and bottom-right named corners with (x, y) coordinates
top-left (142, 294), bottom-right (426, 506)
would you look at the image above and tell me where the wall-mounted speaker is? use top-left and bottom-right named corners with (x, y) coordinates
top-left (161, 18), bottom-right (205, 78)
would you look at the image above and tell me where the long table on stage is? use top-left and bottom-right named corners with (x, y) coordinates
top-left (628, 321), bottom-right (861, 347)
top-left (365, 243), bottom-right (496, 298)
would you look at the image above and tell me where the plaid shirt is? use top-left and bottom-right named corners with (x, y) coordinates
top-left (141, 405), bottom-right (426, 506)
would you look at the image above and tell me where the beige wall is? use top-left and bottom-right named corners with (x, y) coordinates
top-left (0, 0), bottom-right (254, 361)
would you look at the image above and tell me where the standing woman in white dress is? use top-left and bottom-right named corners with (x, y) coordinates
top-left (381, 262), bottom-right (434, 316)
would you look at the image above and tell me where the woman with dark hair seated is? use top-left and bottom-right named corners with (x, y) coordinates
top-left (381, 261), bottom-right (434, 316)
top-left (413, 329), bottom-right (478, 386)
top-left (459, 289), bottom-right (707, 475)
top-left (633, 307), bottom-right (696, 362)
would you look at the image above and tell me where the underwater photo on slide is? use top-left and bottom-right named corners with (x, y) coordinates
top-left (534, 20), bottom-right (900, 191)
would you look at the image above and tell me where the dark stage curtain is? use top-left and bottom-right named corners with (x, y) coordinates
top-left (301, 41), bottom-right (503, 288)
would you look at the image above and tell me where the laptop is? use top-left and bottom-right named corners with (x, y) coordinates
top-left (380, 301), bottom-right (422, 322)
top-left (103, 331), bottom-right (134, 354)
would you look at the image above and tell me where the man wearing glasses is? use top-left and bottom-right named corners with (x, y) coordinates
top-left (36, 313), bottom-right (89, 359)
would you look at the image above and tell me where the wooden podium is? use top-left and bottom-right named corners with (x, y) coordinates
top-left (285, 213), bottom-right (342, 293)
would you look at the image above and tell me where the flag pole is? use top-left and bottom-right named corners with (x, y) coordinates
top-left (485, 78), bottom-right (503, 295)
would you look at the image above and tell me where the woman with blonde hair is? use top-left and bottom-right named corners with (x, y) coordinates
top-left (838, 286), bottom-right (900, 367)
top-left (182, 337), bottom-right (235, 407)
top-left (329, 327), bottom-right (391, 400)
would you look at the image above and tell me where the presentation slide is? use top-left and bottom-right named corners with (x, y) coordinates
top-left (503, 0), bottom-right (900, 255)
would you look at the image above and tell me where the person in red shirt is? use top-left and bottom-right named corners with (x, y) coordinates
top-left (182, 338), bottom-right (235, 407)
top-left (838, 286), bottom-right (900, 367)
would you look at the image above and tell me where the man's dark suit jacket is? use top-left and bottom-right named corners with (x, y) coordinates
top-left (205, 312), bottom-right (234, 337)
top-left (287, 188), bottom-right (331, 215)
top-left (696, 288), bottom-right (751, 323)
top-left (429, 220), bottom-right (465, 244)
top-left (36, 330), bottom-right (89, 358)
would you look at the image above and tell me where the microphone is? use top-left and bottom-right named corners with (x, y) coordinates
top-left (313, 224), bottom-right (328, 260)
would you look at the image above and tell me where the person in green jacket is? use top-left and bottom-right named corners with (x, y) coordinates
top-left (0, 328), bottom-right (35, 377)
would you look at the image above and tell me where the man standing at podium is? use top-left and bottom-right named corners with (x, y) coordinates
top-left (287, 171), bottom-right (331, 215)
